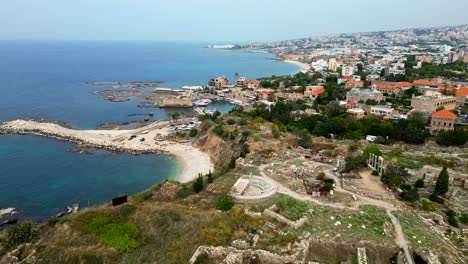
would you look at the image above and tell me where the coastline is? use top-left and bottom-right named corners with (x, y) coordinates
top-left (0, 119), bottom-right (214, 184)
top-left (282, 59), bottom-right (310, 73)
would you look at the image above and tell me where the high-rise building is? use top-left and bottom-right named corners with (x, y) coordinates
top-left (328, 58), bottom-right (337, 72)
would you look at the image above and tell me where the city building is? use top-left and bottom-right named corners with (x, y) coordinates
top-left (430, 110), bottom-right (458, 131)
top-left (410, 93), bottom-right (457, 113)
top-left (247, 80), bottom-right (260, 90)
top-left (208, 77), bottom-right (229, 89)
top-left (342, 65), bottom-right (355, 76)
top-left (235, 77), bottom-right (248, 87)
top-left (346, 108), bottom-right (366, 119)
top-left (328, 58), bottom-right (337, 71)
top-left (413, 79), bottom-right (444, 93)
top-left (369, 105), bottom-right (397, 117)
top-left (304, 86), bottom-right (325, 98)
top-left (371, 82), bottom-right (401, 96)
top-left (346, 88), bottom-right (386, 103)
top-left (455, 87), bottom-right (468, 106)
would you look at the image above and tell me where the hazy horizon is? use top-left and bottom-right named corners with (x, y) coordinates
top-left (1, 0), bottom-right (468, 43)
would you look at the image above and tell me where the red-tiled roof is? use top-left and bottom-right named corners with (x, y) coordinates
top-left (312, 87), bottom-right (325, 96)
top-left (413, 80), bottom-right (434, 86)
top-left (399, 81), bottom-right (413, 87)
top-left (347, 101), bottom-right (356, 105)
top-left (259, 90), bottom-right (270, 95)
top-left (341, 76), bottom-right (350, 80)
top-left (249, 80), bottom-right (259, 84)
top-left (456, 87), bottom-right (468, 95)
top-left (431, 110), bottom-right (457, 120)
top-left (374, 83), bottom-right (398, 90)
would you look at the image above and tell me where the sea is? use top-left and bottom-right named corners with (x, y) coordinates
top-left (0, 40), bottom-right (299, 220)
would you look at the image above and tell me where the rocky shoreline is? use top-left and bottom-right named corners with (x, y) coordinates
top-left (0, 128), bottom-right (166, 155)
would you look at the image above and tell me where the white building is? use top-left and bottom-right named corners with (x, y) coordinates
top-left (342, 66), bottom-right (355, 76)
top-left (370, 105), bottom-right (395, 117)
top-left (328, 58), bottom-right (337, 72)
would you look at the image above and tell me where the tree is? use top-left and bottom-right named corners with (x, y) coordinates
top-left (414, 178), bottom-right (425, 188)
top-left (400, 187), bottom-right (420, 202)
top-left (363, 145), bottom-right (382, 158)
top-left (381, 165), bottom-right (410, 188)
top-left (436, 129), bottom-right (468, 146)
top-left (217, 193), bottom-right (234, 211)
top-left (207, 170), bottom-right (213, 184)
top-left (192, 174), bottom-right (204, 193)
top-left (296, 129), bottom-right (312, 148)
top-left (323, 183), bottom-right (334, 192)
top-left (434, 166), bottom-right (449, 196)
top-left (228, 157), bottom-right (236, 169)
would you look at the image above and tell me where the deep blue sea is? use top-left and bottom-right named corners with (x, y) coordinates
top-left (0, 40), bottom-right (299, 220)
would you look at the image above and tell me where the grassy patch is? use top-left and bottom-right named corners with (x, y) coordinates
top-left (274, 194), bottom-right (309, 221)
top-left (393, 211), bottom-right (441, 248)
top-left (90, 216), bottom-right (140, 252)
top-left (396, 157), bottom-right (422, 169)
top-left (132, 191), bottom-right (153, 203)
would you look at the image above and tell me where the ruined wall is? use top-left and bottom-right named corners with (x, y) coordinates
top-left (306, 239), bottom-right (398, 263)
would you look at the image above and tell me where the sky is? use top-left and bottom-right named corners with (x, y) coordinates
top-left (1, 0), bottom-right (467, 42)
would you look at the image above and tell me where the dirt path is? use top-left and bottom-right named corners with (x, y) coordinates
top-left (257, 163), bottom-right (414, 264)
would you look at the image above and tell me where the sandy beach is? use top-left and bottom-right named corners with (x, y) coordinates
top-left (0, 119), bottom-right (213, 183)
top-left (283, 60), bottom-right (311, 73)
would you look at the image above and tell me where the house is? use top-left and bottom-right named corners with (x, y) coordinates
top-left (399, 82), bottom-right (413, 90)
top-left (247, 80), bottom-right (260, 90)
top-left (430, 110), bottom-right (458, 131)
top-left (346, 108), bottom-right (366, 119)
top-left (371, 82), bottom-right (401, 96)
top-left (235, 77), bottom-right (248, 87)
top-left (413, 79), bottom-right (444, 93)
top-left (455, 87), bottom-right (468, 106)
top-left (345, 80), bottom-right (364, 89)
top-left (208, 77), bottom-right (229, 89)
top-left (304, 86), bottom-right (325, 98)
top-left (346, 88), bottom-right (386, 103)
top-left (369, 105), bottom-right (397, 117)
top-left (337, 75), bottom-right (350, 85)
top-left (410, 93), bottom-right (457, 113)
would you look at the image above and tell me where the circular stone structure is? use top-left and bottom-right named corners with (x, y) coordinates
top-left (230, 175), bottom-right (277, 203)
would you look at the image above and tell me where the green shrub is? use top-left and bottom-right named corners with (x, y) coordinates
top-left (323, 183), bottom-right (334, 192)
top-left (217, 193), bottom-right (235, 211)
top-left (275, 196), bottom-right (309, 221)
top-left (348, 144), bottom-right (359, 152)
top-left (3, 222), bottom-right (36, 250)
top-left (132, 191), bottom-right (152, 203)
top-left (192, 174), bottom-right (204, 193)
top-left (90, 216), bottom-right (139, 252)
top-left (189, 128), bottom-right (198, 137)
top-left (120, 204), bottom-right (136, 219)
top-left (371, 170), bottom-right (379, 176)
top-left (177, 184), bottom-right (193, 198)
top-left (238, 119), bottom-right (248, 126)
top-left (400, 188), bottom-right (420, 202)
top-left (429, 193), bottom-right (444, 204)
top-left (271, 125), bottom-right (280, 138)
top-left (421, 199), bottom-right (436, 211)
top-left (460, 213), bottom-right (468, 224)
top-left (227, 119), bottom-right (236, 125)
top-left (363, 145), bottom-right (382, 158)
top-left (228, 157), bottom-right (236, 169)
top-left (447, 216), bottom-right (459, 228)
top-left (414, 178), bottom-right (425, 188)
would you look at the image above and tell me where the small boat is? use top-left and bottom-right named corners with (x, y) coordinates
top-left (194, 99), bottom-right (212, 106)
top-left (143, 118), bottom-right (150, 122)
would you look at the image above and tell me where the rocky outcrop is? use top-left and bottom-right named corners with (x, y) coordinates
top-left (160, 98), bottom-right (193, 108)
top-left (194, 133), bottom-right (236, 169)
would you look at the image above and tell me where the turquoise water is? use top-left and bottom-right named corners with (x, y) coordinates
top-left (0, 135), bottom-right (180, 221)
top-left (0, 41), bottom-right (298, 220)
